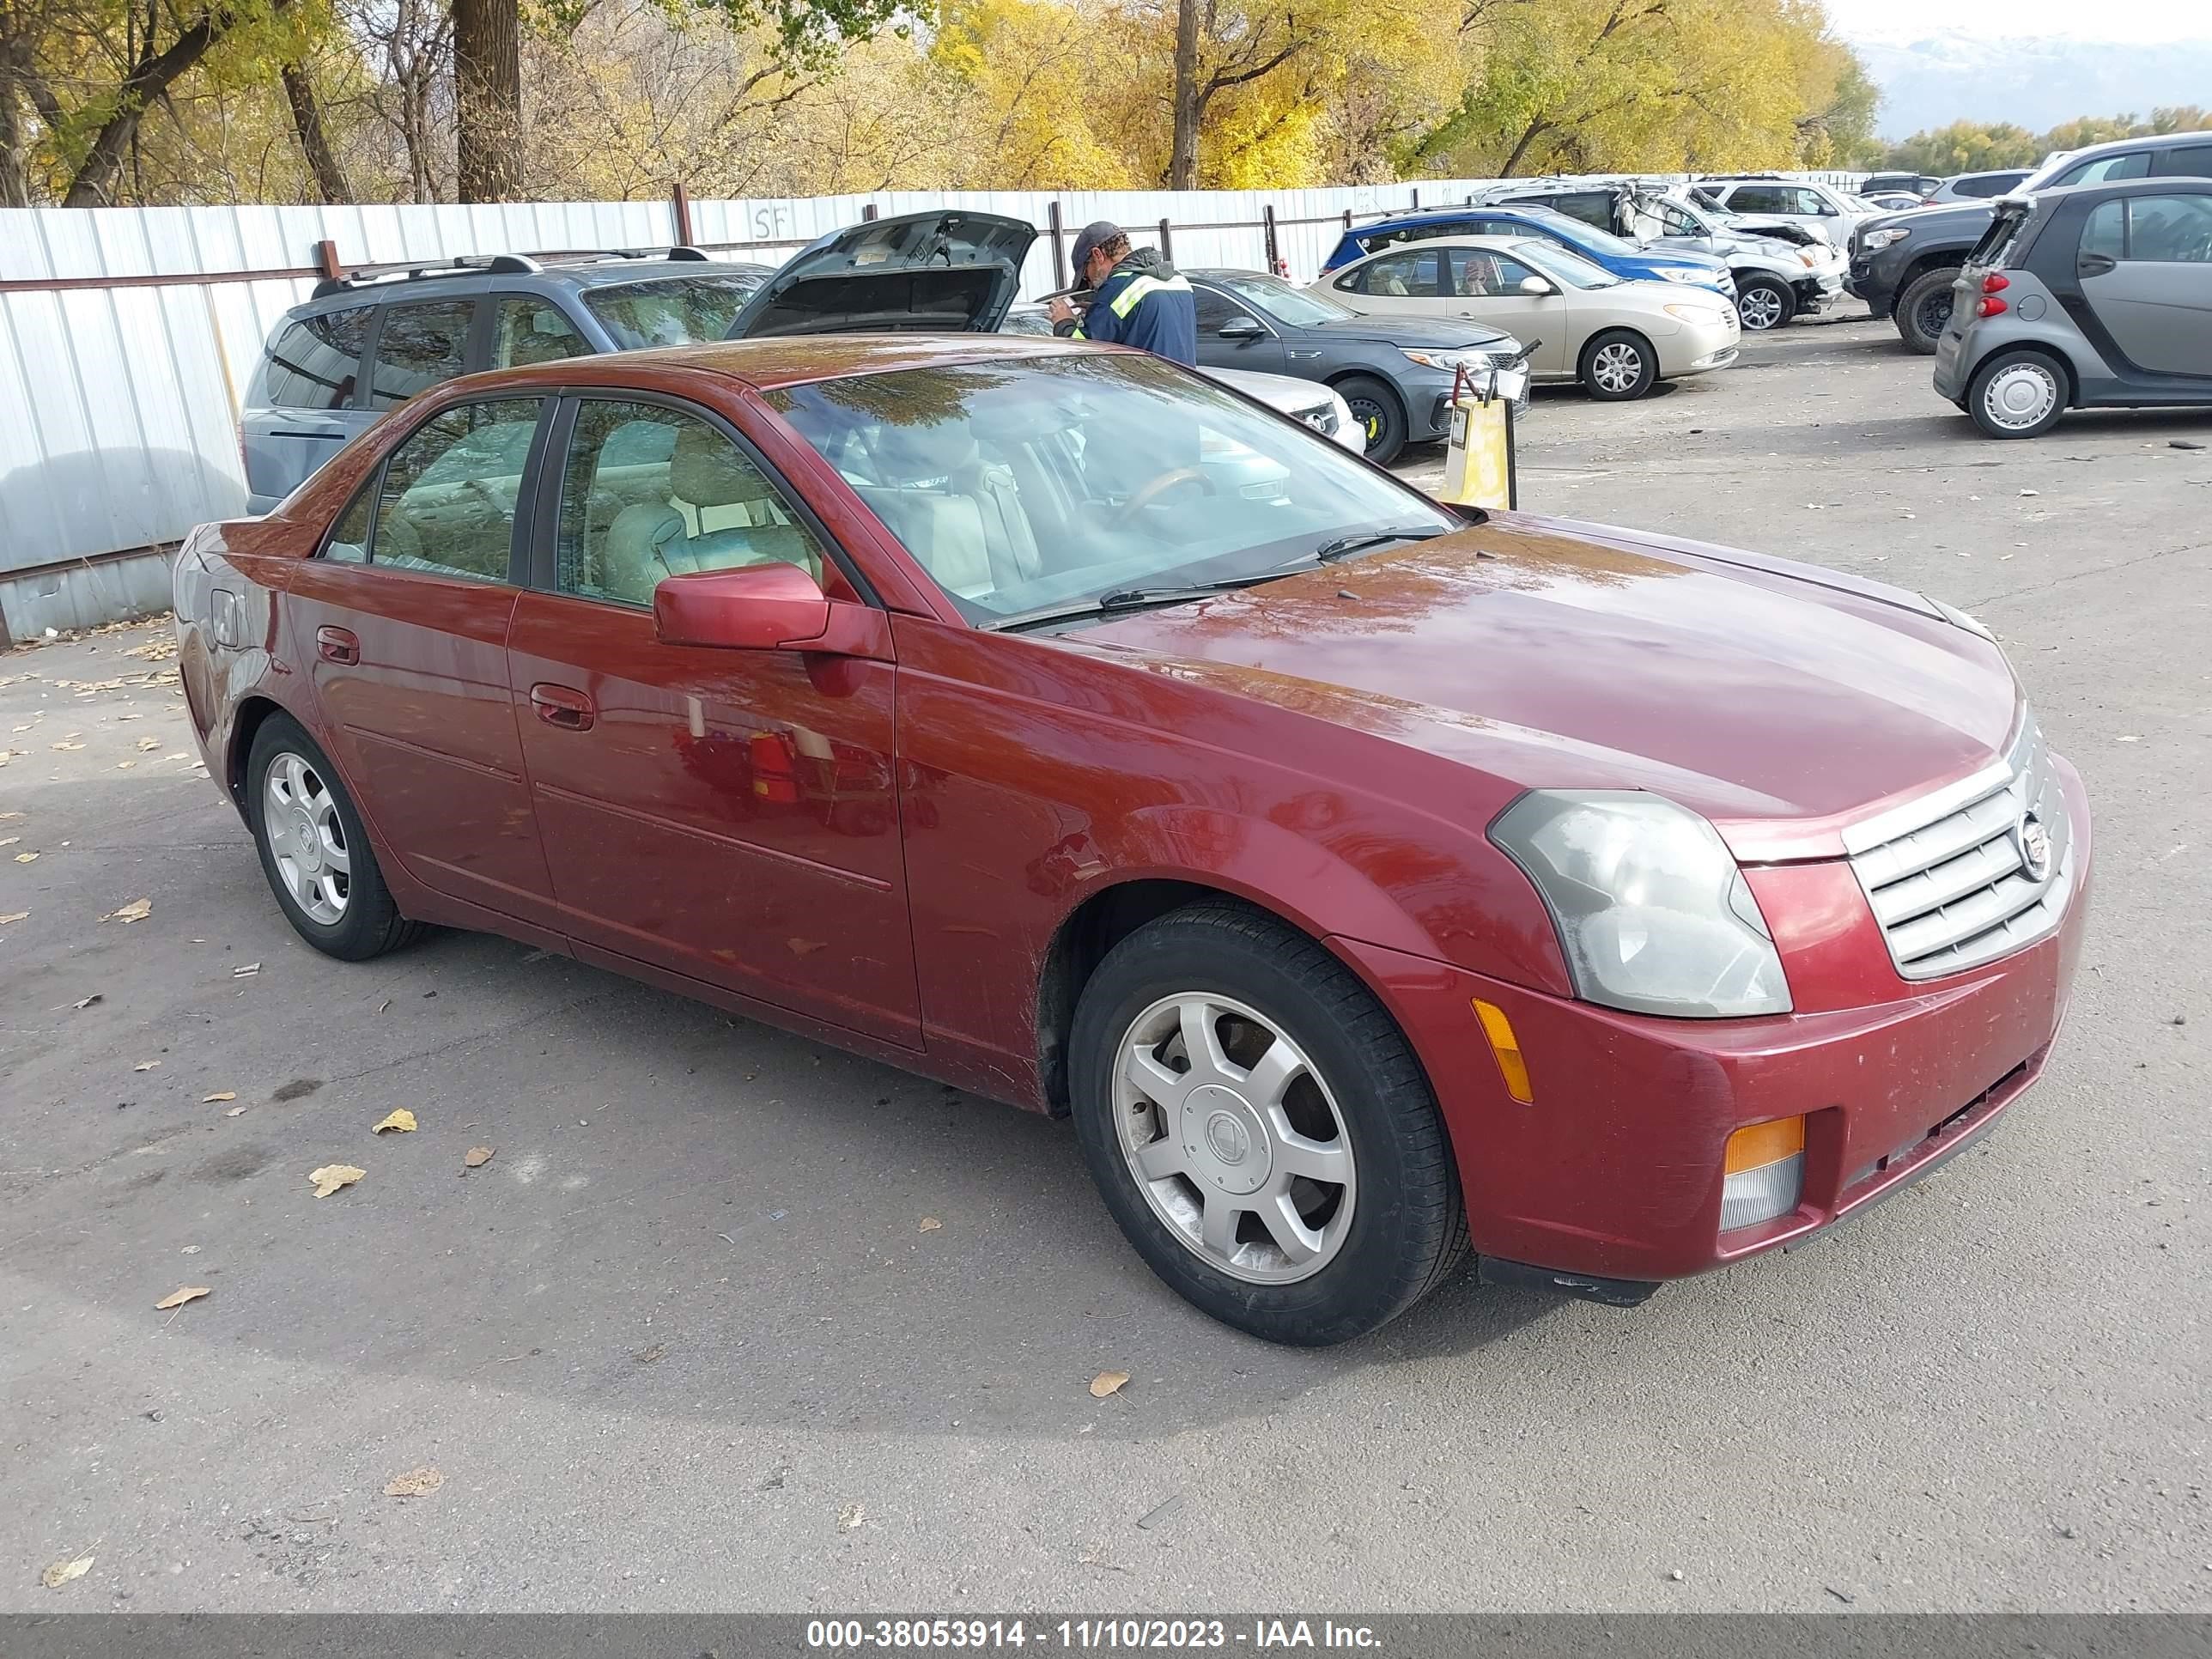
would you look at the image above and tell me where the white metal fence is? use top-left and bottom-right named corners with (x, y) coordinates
top-left (0, 172), bottom-right (1867, 639)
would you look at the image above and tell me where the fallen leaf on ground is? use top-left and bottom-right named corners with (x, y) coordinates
top-left (463, 1146), bottom-right (495, 1168)
top-left (836, 1502), bottom-right (866, 1532)
top-left (2117, 734), bottom-right (2141, 743)
top-left (1090, 1370), bottom-right (1131, 1399)
top-left (634, 1343), bottom-right (666, 1364)
top-left (0, 910), bottom-right (28, 925)
top-left (103, 898), bottom-right (151, 923)
top-left (72, 994), bottom-right (100, 1010)
top-left (225, 1107), bottom-right (246, 1117)
top-left (232, 963), bottom-right (260, 978)
top-left (40, 1554), bottom-right (94, 1589)
top-left (132, 1060), bottom-right (160, 1072)
top-left (50, 741), bottom-right (83, 751)
top-left (308, 1164), bottom-right (364, 1198)
top-left (0, 811), bottom-right (21, 819)
top-left (115, 761), bottom-right (135, 770)
top-left (382, 1467), bottom-right (443, 1498)
top-left (137, 737), bottom-right (160, 751)
top-left (202, 1091), bottom-right (236, 1103)
top-left (0, 836), bottom-right (15, 846)
top-left (918, 1217), bottom-right (942, 1232)
top-left (155, 1285), bottom-right (210, 1310)
top-left (13, 852), bottom-right (37, 864)
top-left (372, 1109), bottom-right (417, 1134)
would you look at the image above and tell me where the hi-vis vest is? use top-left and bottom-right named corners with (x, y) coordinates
top-left (1066, 256), bottom-right (1199, 364)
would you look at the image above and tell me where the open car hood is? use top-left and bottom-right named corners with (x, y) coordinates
top-left (724, 210), bottom-right (1038, 339)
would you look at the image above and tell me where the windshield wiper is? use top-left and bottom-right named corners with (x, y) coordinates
top-left (988, 576), bottom-right (1280, 633)
top-left (1313, 524), bottom-right (1449, 563)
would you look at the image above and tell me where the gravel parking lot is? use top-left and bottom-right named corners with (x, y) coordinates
top-left (2, 313), bottom-right (2207, 1615)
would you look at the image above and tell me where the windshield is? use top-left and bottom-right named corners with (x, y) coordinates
top-left (1514, 240), bottom-right (1620, 289)
top-left (582, 274), bottom-right (766, 349)
top-left (1528, 208), bottom-right (1638, 258)
top-left (768, 354), bottom-right (1454, 626)
top-left (1210, 272), bottom-right (1356, 325)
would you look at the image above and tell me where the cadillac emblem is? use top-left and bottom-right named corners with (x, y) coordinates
top-left (2017, 811), bottom-right (2053, 881)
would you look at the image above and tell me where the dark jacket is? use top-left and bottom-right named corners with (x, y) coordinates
top-left (1054, 247), bottom-right (1199, 365)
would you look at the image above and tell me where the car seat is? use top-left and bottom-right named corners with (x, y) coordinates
top-left (599, 424), bottom-right (821, 603)
top-left (850, 422), bottom-right (1038, 600)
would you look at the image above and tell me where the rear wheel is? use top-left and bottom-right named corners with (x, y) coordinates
top-left (1895, 266), bottom-right (1960, 354)
top-left (247, 714), bottom-right (422, 960)
top-left (1068, 902), bottom-right (1465, 1346)
top-left (1579, 330), bottom-right (1657, 400)
top-left (1335, 374), bottom-right (1407, 464)
top-left (1967, 349), bottom-right (2067, 439)
top-left (1735, 275), bottom-right (1795, 332)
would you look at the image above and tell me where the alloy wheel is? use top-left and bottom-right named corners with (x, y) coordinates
top-left (264, 750), bottom-right (351, 924)
top-left (1738, 287), bottom-right (1785, 331)
top-left (1112, 992), bottom-right (1357, 1284)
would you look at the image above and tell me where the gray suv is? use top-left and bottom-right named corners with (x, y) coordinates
top-left (240, 249), bottom-right (771, 510)
top-left (1933, 177), bottom-right (2212, 438)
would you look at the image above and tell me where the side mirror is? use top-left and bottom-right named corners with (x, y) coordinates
top-left (1517, 276), bottom-right (1555, 297)
top-left (654, 562), bottom-right (830, 650)
top-left (1218, 316), bottom-right (1264, 340)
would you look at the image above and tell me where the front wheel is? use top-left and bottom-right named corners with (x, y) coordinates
top-left (1334, 374), bottom-right (1407, 465)
top-left (247, 713), bottom-right (422, 960)
top-left (1966, 349), bottom-right (2067, 439)
top-left (1894, 266), bottom-right (1960, 354)
top-left (1579, 330), bottom-right (1657, 400)
top-left (1068, 902), bottom-right (1466, 1346)
top-left (1735, 275), bottom-right (1795, 332)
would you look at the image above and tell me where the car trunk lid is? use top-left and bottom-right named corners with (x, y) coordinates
top-left (723, 210), bottom-right (1038, 338)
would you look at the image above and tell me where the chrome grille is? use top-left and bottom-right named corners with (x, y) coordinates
top-left (1842, 716), bottom-right (2075, 981)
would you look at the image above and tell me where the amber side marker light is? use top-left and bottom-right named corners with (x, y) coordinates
top-left (1721, 1115), bottom-right (1806, 1231)
top-left (1471, 998), bottom-right (1533, 1103)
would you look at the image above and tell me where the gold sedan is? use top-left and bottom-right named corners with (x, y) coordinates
top-left (1308, 235), bottom-right (1741, 401)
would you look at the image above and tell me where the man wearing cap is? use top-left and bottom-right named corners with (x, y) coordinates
top-left (1048, 222), bottom-right (1199, 366)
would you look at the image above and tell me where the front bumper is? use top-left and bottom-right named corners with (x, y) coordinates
top-left (1337, 755), bottom-right (2092, 1289)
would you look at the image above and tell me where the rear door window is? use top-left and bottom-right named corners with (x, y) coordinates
top-left (490, 298), bottom-right (588, 368)
top-left (368, 300), bottom-right (477, 410)
top-left (258, 307), bottom-right (371, 410)
top-left (368, 398), bottom-right (544, 580)
top-left (2117, 193), bottom-right (2212, 263)
top-left (1354, 250), bottom-right (1443, 297)
top-left (2053, 150), bottom-right (2153, 187)
top-left (1726, 185), bottom-right (1788, 213)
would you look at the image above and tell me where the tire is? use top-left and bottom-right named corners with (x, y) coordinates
top-left (1966, 348), bottom-right (2068, 440)
top-left (1894, 266), bottom-right (1960, 355)
top-left (1578, 329), bottom-right (1657, 401)
top-left (1334, 374), bottom-right (1407, 465)
top-left (1067, 900), bottom-right (1466, 1346)
top-left (1735, 275), bottom-right (1796, 332)
top-left (246, 713), bottom-right (423, 961)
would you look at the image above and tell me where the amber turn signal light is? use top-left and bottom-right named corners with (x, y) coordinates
top-left (1472, 998), bottom-right (1533, 1104)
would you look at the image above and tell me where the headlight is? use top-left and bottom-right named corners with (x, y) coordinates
top-left (1664, 302), bottom-right (1727, 324)
top-left (1656, 267), bottom-right (1699, 283)
top-left (1863, 227), bottom-right (1911, 252)
top-left (1400, 349), bottom-right (1482, 373)
top-left (1491, 791), bottom-right (1793, 1018)
top-left (1927, 594), bottom-right (1996, 641)
top-left (1797, 251), bottom-right (1819, 269)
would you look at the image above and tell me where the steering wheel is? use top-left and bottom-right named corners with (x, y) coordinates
top-left (1110, 465), bottom-right (1217, 530)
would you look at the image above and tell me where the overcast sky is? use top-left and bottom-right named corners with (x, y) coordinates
top-left (1825, 0), bottom-right (2212, 42)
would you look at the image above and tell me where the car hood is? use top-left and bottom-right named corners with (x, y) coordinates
top-left (1294, 313), bottom-right (1517, 353)
top-left (1066, 514), bottom-right (2018, 862)
top-left (724, 210), bottom-right (1036, 337)
top-left (1861, 202), bottom-right (1994, 236)
top-left (1652, 230), bottom-right (1797, 262)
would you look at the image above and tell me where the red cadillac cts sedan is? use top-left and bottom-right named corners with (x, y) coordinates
top-left (175, 332), bottom-right (2090, 1346)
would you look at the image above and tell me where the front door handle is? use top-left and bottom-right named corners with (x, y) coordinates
top-left (315, 625), bottom-right (359, 665)
top-left (2077, 252), bottom-right (2117, 278)
top-left (530, 683), bottom-right (596, 732)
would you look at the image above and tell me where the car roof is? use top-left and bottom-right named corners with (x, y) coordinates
top-left (292, 257), bottom-right (773, 315)
top-left (1350, 204), bottom-right (1574, 233)
top-left (422, 331), bottom-right (1106, 397)
top-left (2020, 175), bottom-right (2212, 204)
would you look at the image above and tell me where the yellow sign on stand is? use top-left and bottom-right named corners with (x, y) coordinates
top-left (1437, 362), bottom-right (1528, 512)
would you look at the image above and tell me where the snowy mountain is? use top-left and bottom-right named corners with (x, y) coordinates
top-left (1855, 30), bottom-right (2212, 138)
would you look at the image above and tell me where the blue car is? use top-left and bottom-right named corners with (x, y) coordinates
top-left (1322, 204), bottom-right (1732, 298)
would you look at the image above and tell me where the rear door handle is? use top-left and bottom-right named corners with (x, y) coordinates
top-left (315, 625), bottom-right (359, 665)
top-left (530, 683), bottom-right (596, 731)
top-left (2077, 252), bottom-right (2117, 278)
